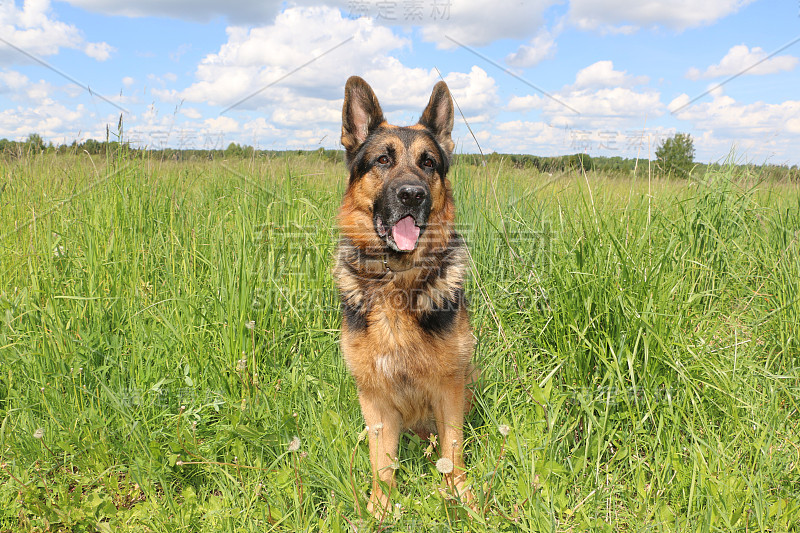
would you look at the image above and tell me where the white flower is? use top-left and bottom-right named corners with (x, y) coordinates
top-left (435, 457), bottom-right (454, 474)
top-left (498, 424), bottom-right (511, 436)
top-left (245, 320), bottom-right (255, 330)
top-left (288, 436), bottom-right (301, 452)
top-left (33, 428), bottom-right (44, 439)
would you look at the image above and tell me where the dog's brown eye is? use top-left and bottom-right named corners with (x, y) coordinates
top-left (377, 155), bottom-right (390, 165)
top-left (422, 157), bottom-right (435, 168)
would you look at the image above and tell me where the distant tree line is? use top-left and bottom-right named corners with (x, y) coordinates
top-left (456, 152), bottom-right (597, 173)
top-left (2, 133), bottom-right (798, 181)
top-left (0, 134), bottom-right (346, 163)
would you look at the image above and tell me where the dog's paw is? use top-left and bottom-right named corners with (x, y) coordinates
top-left (366, 490), bottom-right (391, 518)
top-left (455, 482), bottom-right (475, 506)
top-left (438, 479), bottom-right (477, 512)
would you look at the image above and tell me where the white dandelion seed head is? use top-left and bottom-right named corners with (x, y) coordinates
top-left (245, 320), bottom-right (255, 330)
top-left (33, 428), bottom-right (44, 439)
top-left (498, 424), bottom-right (511, 436)
top-left (436, 457), bottom-right (454, 474)
top-left (288, 436), bottom-right (301, 452)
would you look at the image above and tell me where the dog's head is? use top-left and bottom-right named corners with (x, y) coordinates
top-left (340, 76), bottom-right (455, 254)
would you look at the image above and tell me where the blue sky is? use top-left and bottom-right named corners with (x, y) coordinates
top-left (1, 0), bottom-right (799, 164)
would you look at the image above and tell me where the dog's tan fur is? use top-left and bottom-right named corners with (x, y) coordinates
top-left (334, 76), bottom-right (476, 515)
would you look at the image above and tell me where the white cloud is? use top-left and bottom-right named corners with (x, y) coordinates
top-left (685, 67), bottom-right (703, 80)
top-left (269, 94), bottom-right (341, 127)
top-left (63, 0), bottom-right (559, 49)
top-left (0, 69), bottom-right (30, 92)
top-left (179, 6), bottom-right (499, 137)
top-left (0, 68), bottom-right (57, 102)
top-left (236, 117), bottom-right (337, 149)
top-left (490, 120), bottom-right (566, 154)
top-left (505, 28), bottom-right (557, 68)
top-left (239, 117), bottom-right (282, 139)
top-left (180, 107), bottom-right (202, 119)
top-left (180, 7), bottom-right (408, 110)
top-left (669, 88), bottom-right (800, 163)
top-left (667, 93), bottom-right (691, 113)
top-left (671, 89), bottom-right (800, 135)
top-left (569, 0), bottom-right (753, 32)
top-left (203, 116), bottom-right (240, 133)
top-left (444, 66), bottom-right (499, 115)
top-left (2, 3), bottom-right (504, 153)
top-left (543, 87), bottom-right (662, 129)
top-left (0, 0), bottom-right (113, 63)
top-left (686, 44), bottom-right (798, 80)
top-left (26, 79), bottom-right (54, 101)
top-left (416, 0), bottom-right (558, 48)
top-left (63, 0), bottom-right (284, 24)
top-left (507, 61), bottom-right (659, 130)
top-left (84, 41), bottom-right (114, 61)
top-left (573, 60), bottom-right (648, 89)
top-left (0, 100), bottom-right (93, 140)
top-left (507, 94), bottom-right (543, 113)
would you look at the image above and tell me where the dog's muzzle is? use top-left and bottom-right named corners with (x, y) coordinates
top-left (374, 179), bottom-right (432, 252)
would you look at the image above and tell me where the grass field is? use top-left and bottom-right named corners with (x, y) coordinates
top-left (1, 150), bottom-right (798, 532)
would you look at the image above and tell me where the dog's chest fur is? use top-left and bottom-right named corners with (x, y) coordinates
top-left (335, 237), bottom-right (472, 424)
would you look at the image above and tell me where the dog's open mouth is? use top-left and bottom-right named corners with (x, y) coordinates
top-left (376, 215), bottom-right (420, 251)
top-left (392, 215), bottom-right (420, 251)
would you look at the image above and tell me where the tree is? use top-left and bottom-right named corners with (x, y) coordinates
top-left (225, 142), bottom-right (244, 157)
top-left (655, 133), bottom-right (695, 178)
top-left (24, 133), bottom-right (45, 154)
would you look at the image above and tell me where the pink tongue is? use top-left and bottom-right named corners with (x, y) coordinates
top-left (391, 216), bottom-right (420, 251)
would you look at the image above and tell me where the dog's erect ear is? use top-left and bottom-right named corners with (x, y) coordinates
top-left (418, 81), bottom-right (455, 158)
top-left (342, 76), bottom-right (385, 162)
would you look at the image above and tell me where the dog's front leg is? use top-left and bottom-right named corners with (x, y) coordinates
top-left (358, 390), bottom-right (401, 517)
top-left (433, 377), bottom-right (473, 504)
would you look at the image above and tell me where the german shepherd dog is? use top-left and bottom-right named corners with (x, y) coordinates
top-left (334, 76), bottom-right (476, 515)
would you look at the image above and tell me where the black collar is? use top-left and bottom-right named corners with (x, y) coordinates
top-left (382, 253), bottom-right (417, 273)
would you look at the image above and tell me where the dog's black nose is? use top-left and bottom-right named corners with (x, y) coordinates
top-left (397, 185), bottom-right (427, 207)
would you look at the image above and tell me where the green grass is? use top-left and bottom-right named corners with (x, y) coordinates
top-left (1, 150), bottom-right (798, 532)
